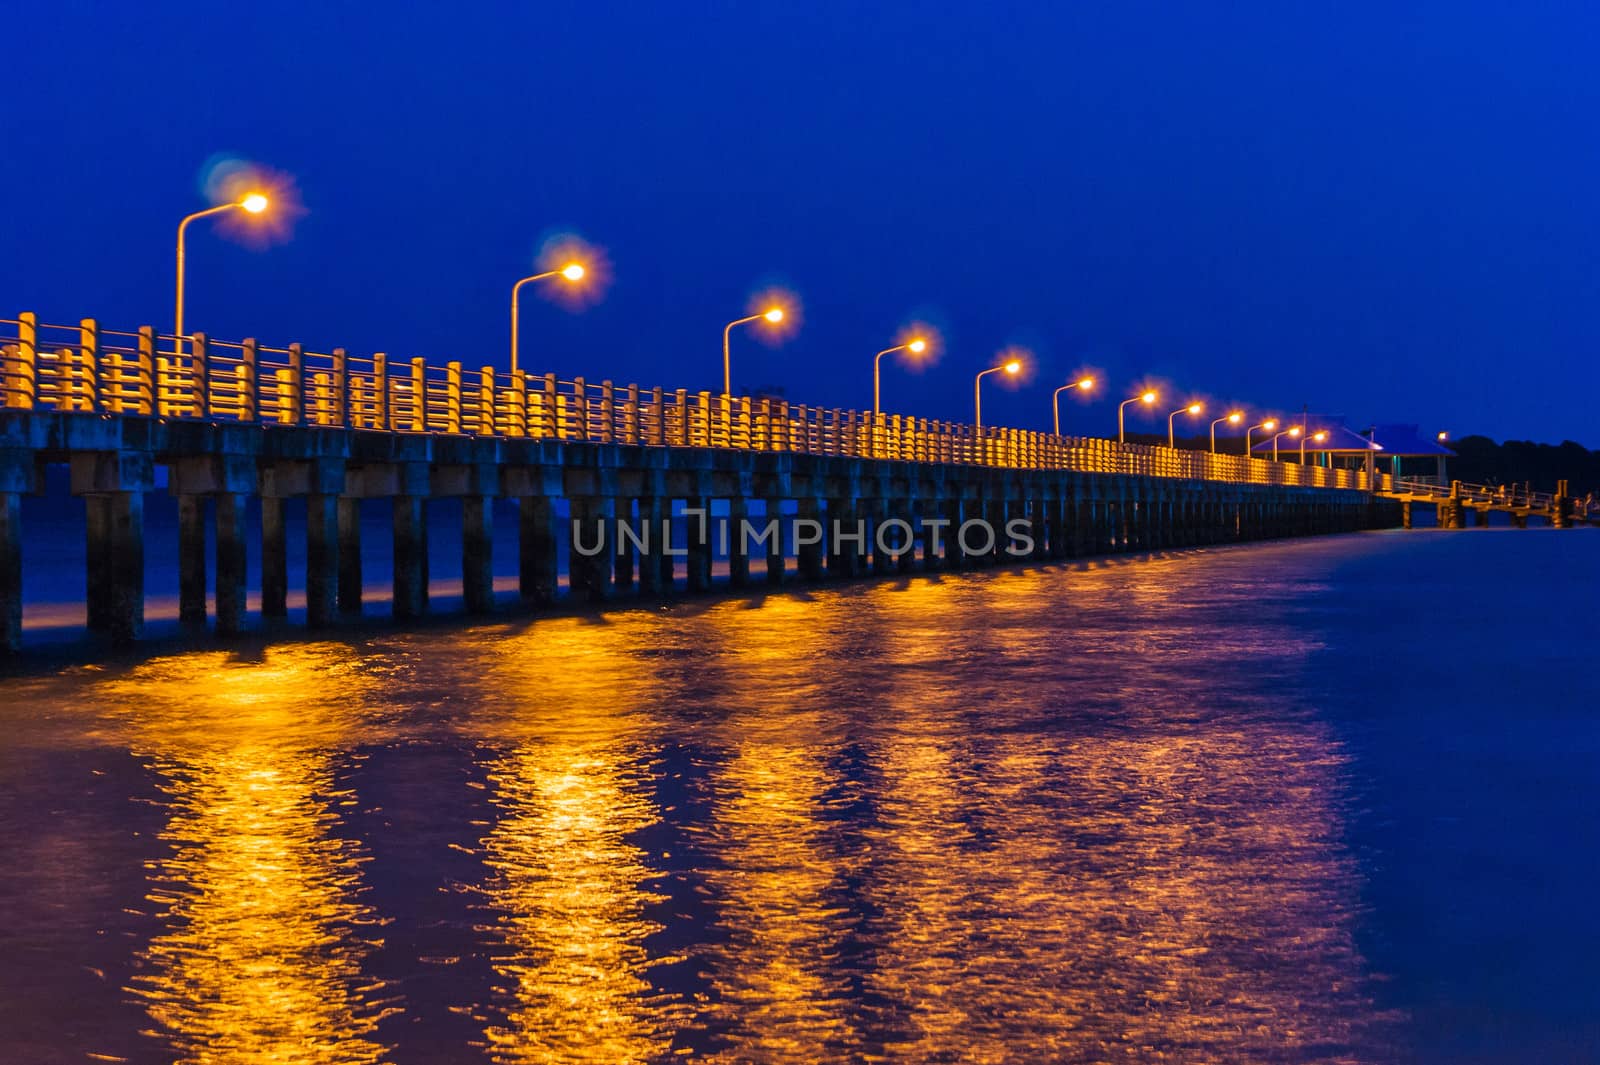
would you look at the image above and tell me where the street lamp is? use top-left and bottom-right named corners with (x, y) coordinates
top-left (723, 306), bottom-right (784, 397)
top-left (509, 262), bottom-right (586, 375)
top-left (174, 192), bottom-right (271, 357)
top-left (1052, 377), bottom-right (1094, 436)
top-left (1302, 429), bottom-right (1328, 465)
top-left (1167, 401), bottom-right (1203, 448)
top-left (1271, 425), bottom-right (1302, 461)
top-left (974, 358), bottom-right (1021, 429)
top-left (873, 336), bottom-right (928, 416)
top-left (1210, 410), bottom-right (1243, 453)
top-left (1245, 418), bottom-right (1277, 458)
top-left (1437, 430), bottom-right (1449, 441)
top-left (1118, 390), bottom-right (1157, 444)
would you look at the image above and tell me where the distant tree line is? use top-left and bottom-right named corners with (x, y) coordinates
top-left (1447, 436), bottom-right (1600, 496)
top-left (1125, 431), bottom-right (1599, 497)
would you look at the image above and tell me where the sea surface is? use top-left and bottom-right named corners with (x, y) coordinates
top-left (1, 528), bottom-right (1596, 1064)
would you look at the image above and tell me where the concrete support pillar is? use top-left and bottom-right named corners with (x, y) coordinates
top-left (939, 496), bottom-right (965, 569)
top-left (797, 497), bottom-right (825, 580)
top-left (392, 495), bottom-right (428, 620)
top-left (1029, 498), bottom-right (1050, 561)
top-left (519, 496), bottom-right (559, 607)
top-left (686, 497), bottom-right (713, 592)
top-left (1046, 497), bottom-right (1067, 560)
top-left (636, 496), bottom-right (669, 595)
top-left (867, 500), bottom-right (895, 575)
top-left (612, 499), bottom-right (636, 594)
top-left (178, 494), bottom-right (208, 627)
top-left (764, 499), bottom-right (786, 585)
top-left (306, 494), bottom-right (339, 627)
top-left (979, 496), bottom-right (1004, 566)
top-left (913, 497), bottom-right (938, 571)
top-left (569, 496), bottom-right (614, 602)
top-left (215, 493), bottom-right (247, 637)
top-left (462, 495), bottom-right (494, 614)
top-left (261, 497), bottom-right (288, 619)
top-left (85, 495), bottom-right (110, 633)
top-left (0, 492), bottom-right (20, 654)
top-left (1074, 490), bottom-right (1094, 556)
top-left (827, 498), bottom-right (862, 578)
top-left (894, 499), bottom-right (918, 573)
top-left (1141, 488), bottom-right (1155, 548)
top-left (86, 492), bottom-right (143, 645)
top-left (338, 497), bottom-right (363, 616)
top-left (727, 496), bottom-right (751, 587)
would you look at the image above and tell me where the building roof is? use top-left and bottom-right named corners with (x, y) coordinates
top-left (1249, 419), bottom-right (1382, 454)
top-left (1366, 423), bottom-right (1456, 457)
top-left (1247, 418), bottom-right (1456, 456)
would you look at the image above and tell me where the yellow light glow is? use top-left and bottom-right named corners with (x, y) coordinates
top-left (1077, 377), bottom-right (1095, 390)
top-left (1437, 431), bottom-right (1448, 441)
top-left (1003, 360), bottom-right (1021, 374)
top-left (1289, 427), bottom-right (1302, 437)
top-left (1313, 431), bottom-right (1328, 442)
top-left (765, 308), bottom-right (785, 323)
top-left (561, 263), bottom-right (586, 281)
top-left (1228, 412), bottom-right (1243, 423)
top-left (1263, 419), bottom-right (1278, 431)
top-left (240, 193), bottom-right (269, 214)
top-left (1140, 391), bottom-right (1157, 403)
top-left (1187, 403), bottom-right (1202, 414)
top-left (908, 339), bottom-right (927, 354)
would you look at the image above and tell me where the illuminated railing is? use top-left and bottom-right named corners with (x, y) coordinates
top-left (0, 312), bottom-right (1386, 492)
top-left (1390, 478), bottom-right (1558, 509)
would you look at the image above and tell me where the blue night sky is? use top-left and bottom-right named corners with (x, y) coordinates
top-left (5, 1), bottom-right (1598, 445)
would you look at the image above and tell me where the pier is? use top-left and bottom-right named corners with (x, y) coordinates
top-left (3, 311), bottom-right (1407, 652)
top-left (1380, 477), bottom-right (1591, 530)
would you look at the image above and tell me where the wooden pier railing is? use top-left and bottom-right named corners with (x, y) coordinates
top-left (1, 312), bottom-right (1383, 492)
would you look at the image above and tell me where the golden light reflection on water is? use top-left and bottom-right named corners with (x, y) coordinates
top-left (467, 619), bottom-right (685, 1065)
top-left (4, 540), bottom-right (1408, 1062)
top-left (687, 597), bottom-right (862, 1063)
top-left (95, 646), bottom-right (394, 1064)
top-left (853, 569), bottom-right (1390, 1062)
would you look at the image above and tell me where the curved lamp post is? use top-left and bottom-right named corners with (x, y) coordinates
top-left (1118, 390), bottom-right (1157, 444)
top-left (723, 306), bottom-right (784, 397)
top-left (974, 358), bottom-right (1021, 429)
top-left (1302, 428), bottom-right (1327, 464)
top-left (510, 262), bottom-right (586, 375)
top-left (1052, 377), bottom-right (1094, 436)
top-left (175, 192), bottom-right (269, 356)
top-left (873, 337), bottom-right (927, 416)
top-left (1167, 402), bottom-right (1203, 448)
top-left (1245, 418), bottom-right (1278, 459)
top-left (1210, 410), bottom-right (1243, 453)
top-left (1271, 425), bottom-right (1302, 461)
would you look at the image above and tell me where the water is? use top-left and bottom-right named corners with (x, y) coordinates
top-left (2, 529), bottom-right (1596, 1063)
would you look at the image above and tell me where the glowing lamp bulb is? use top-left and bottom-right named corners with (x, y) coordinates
top-left (1314, 431), bottom-right (1328, 442)
top-left (561, 263), bottom-right (586, 281)
top-left (1437, 431), bottom-right (1448, 440)
top-left (1003, 360), bottom-right (1021, 374)
top-left (1187, 403), bottom-right (1202, 414)
top-left (1289, 427), bottom-right (1302, 437)
top-left (764, 308), bottom-right (784, 323)
top-left (908, 339), bottom-right (927, 354)
top-left (1077, 377), bottom-right (1094, 390)
top-left (1141, 391), bottom-right (1156, 403)
top-left (240, 193), bottom-right (269, 214)
top-left (1228, 412), bottom-right (1243, 423)
top-left (1263, 419), bottom-right (1277, 431)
